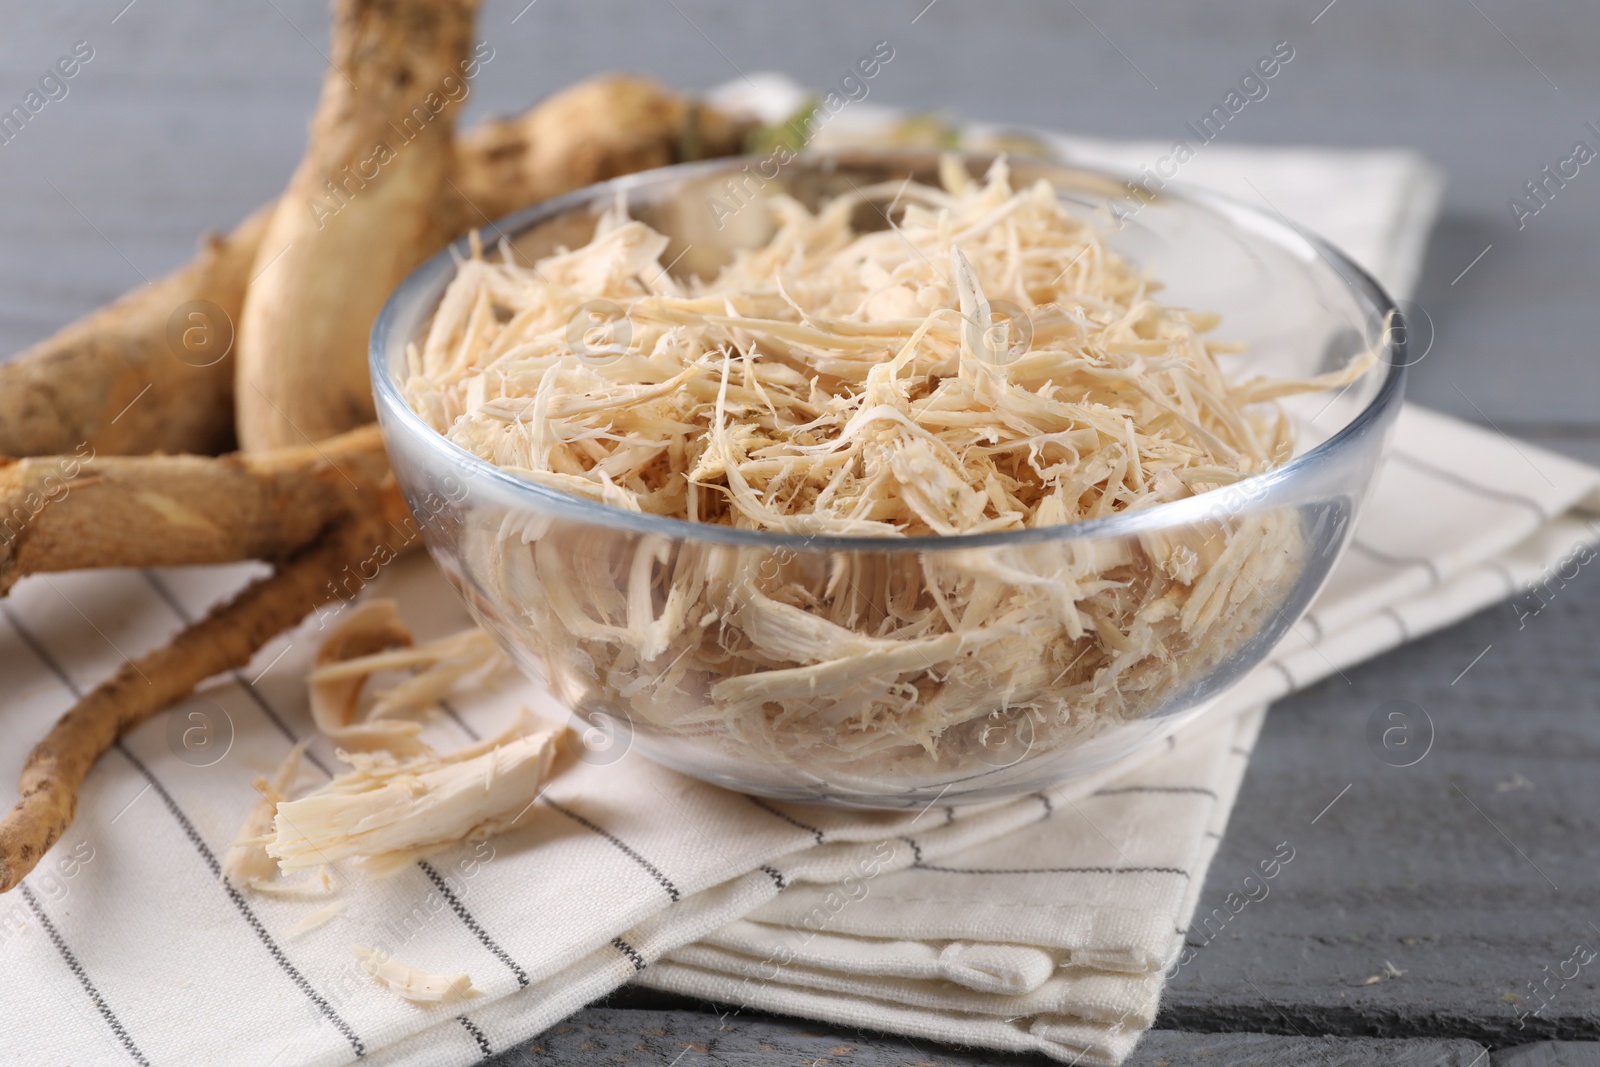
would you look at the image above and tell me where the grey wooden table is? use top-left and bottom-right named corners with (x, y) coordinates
top-left (4, 2), bottom-right (1599, 1064)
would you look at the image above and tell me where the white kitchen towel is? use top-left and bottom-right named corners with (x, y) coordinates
top-left (4, 94), bottom-right (1598, 1067)
top-left (641, 706), bottom-right (1267, 1067)
top-left (633, 418), bottom-right (1600, 1067)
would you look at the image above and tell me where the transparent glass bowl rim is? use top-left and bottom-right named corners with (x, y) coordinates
top-left (369, 149), bottom-right (1408, 553)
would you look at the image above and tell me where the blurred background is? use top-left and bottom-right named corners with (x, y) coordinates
top-left (0, 1), bottom-right (1596, 453)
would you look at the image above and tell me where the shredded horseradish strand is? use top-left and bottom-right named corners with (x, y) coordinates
top-left (287, 900), bottom-right (346, 938)
top-left (224, 741), bottom-right (311, 890)
top-left (267, 715), bottom-right (558, 872)
top-left (261, 601), bottom-right (557, 873)
top-left (225, 605), bottom-right (555, 922)
top-left (351, 945), bottom-right (481, 1003)
top-left (401, 157), bottom-right (1374, 778)
top-left (308, 599), bottom-right (508, 757)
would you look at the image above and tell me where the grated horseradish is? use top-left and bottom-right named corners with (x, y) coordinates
top-left (401, 157), bottom-right (1371, 780)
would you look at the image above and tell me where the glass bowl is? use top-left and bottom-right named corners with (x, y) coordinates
top-left (370, 149), bottom-right (1407, 808)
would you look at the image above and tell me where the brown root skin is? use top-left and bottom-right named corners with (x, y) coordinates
top-left (0, 66), bottom-right (755, 889)
top-left (235, 0), bottom-right (480, 452)
top-left (0, 79), bottom-right (743, 461)
top-left (0, 206), bottom-right (269, 460)
top-left (0, 424), bottom-right (399, 597)
top-left (0, 507), bottom-right (418, 894)
top-left (449, 74), bottom-right (752, 228)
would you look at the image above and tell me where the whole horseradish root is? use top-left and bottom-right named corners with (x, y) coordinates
top-left (0, 71), bottom-right (746, 460)
top-left (0, 0), bottom-right (750, 889)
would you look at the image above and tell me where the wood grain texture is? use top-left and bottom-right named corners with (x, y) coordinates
top-left (480, 1005), bottom-right (1494, 1066)
top-left (1158, 562), bottom-right (1600, 1049)
top-left (1496, 1043), bottom-right (1600, 1067)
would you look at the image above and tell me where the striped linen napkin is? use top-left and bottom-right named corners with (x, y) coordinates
top-left (632, 405), bottom-right (1600, 1066)
top-left (6, 111), bottom-right (1600, 1067)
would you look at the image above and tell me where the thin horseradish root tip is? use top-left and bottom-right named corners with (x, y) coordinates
top-left (402, 155), bottom-right (1375, 781)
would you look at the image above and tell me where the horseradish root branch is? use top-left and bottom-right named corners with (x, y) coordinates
top-left (0, 510), bottom-right (406, 892)
top-left (0, 424), bottom-right (399, 596)
top-left (449, 74), bottom-right (750, 228)
top-left (236, 0), bottom-right (480, 451)
top-left (0, 206), bottom-right (269, 459)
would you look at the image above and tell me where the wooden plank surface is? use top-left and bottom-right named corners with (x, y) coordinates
top-left (4, 1), bottom-right (1598, 1064)
top-left (1154, 562), bottom-right (1600, 1051)
top-left (483, 1005), bottom-right (1494, 1066)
